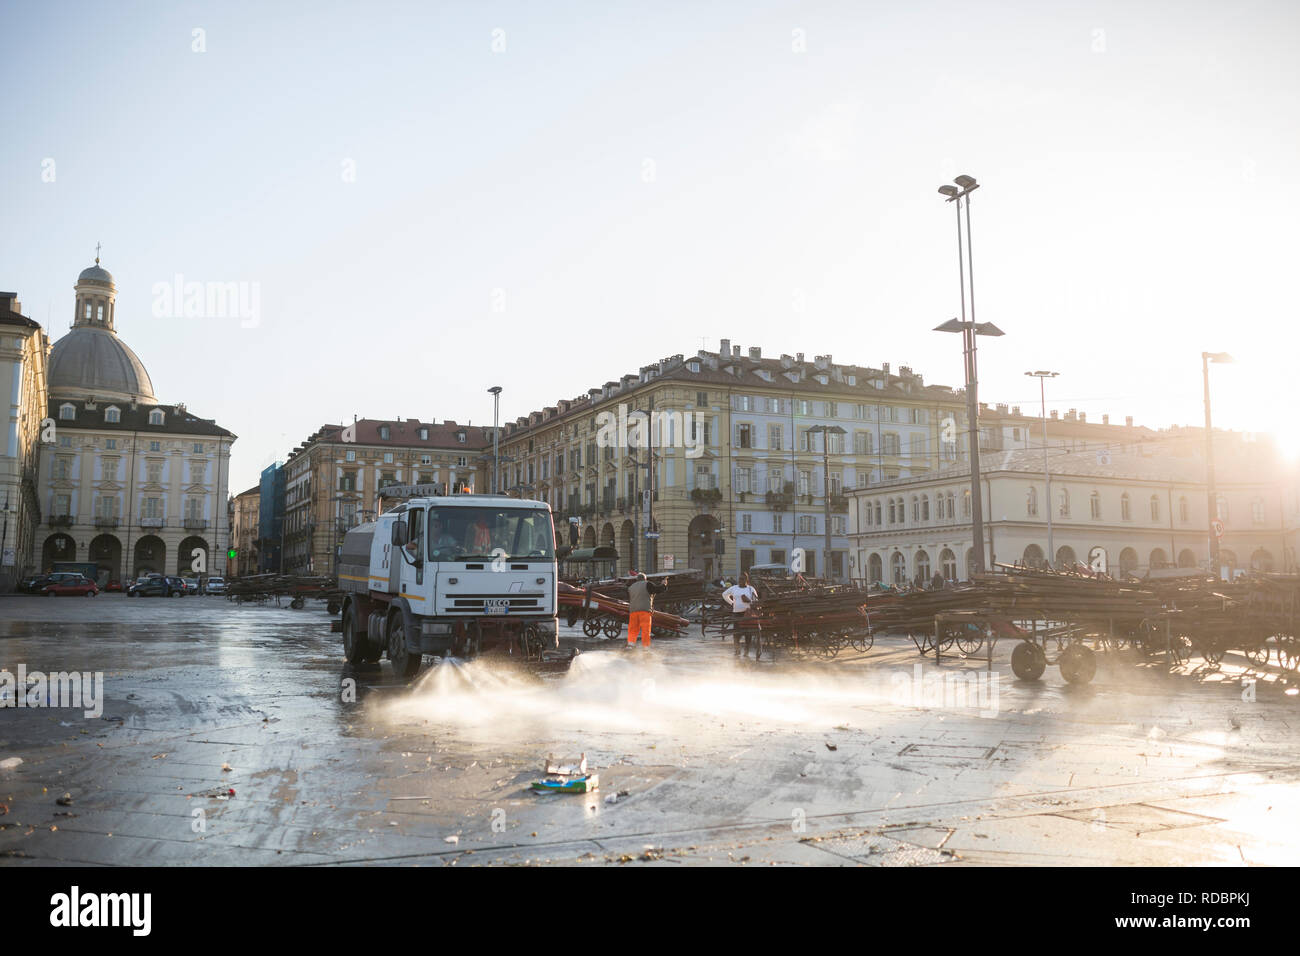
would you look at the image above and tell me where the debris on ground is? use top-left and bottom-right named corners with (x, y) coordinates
top-left (825, 742), bottom-right (838, 751)
top-left (196, 787), bottom-right (236, 799)
top-left (56, 792), bottom-right (73, 806)
top-left (545, 753), bottom-right (588, 776)
top-left (0, 758), bottom-right (22, 771)
top-left (531, 774), bottom-right (598, 794)
top-left (534, 751), bottom-right (598, 793)
top-left (444, 834), bottom-right (460, 844)
top-left (221, 762), bottom-right (233, 772)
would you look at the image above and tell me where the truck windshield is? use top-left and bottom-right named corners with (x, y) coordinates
top-left (427, 507), bottom-right (555, 562)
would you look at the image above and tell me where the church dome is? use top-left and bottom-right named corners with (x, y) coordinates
top-left (48, 326), bottom-right (156, 402)
top-left (77, 264), bottom-right (115, 285)
top-left (49, 258), bottom-right (156, 402)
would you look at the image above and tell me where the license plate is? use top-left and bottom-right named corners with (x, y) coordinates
top-left (484, 599), bottom-right (509, 615)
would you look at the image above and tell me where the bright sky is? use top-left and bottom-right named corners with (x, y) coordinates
top-left (3, 0), bottom-right (1298, 494)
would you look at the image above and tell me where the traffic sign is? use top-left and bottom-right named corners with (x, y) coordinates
top-left (644, 532), bottom-right (660, 539)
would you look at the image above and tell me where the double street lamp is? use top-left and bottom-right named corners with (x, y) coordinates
top-left (1202, 351), bottom-right (1233, 576)
top-left (1025, 370), bottom-right (1059, 568)
top-left (488, 386), bottom-right (502, 495)
top-left (936, 173), bottom-right (1003, 576)
top-left (807, 424), bottom-right (847, 580)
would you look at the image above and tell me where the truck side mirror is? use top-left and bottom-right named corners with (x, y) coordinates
top-left (391, 520), bottom-right (408, 547)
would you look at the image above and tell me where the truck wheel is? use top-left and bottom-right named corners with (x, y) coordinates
top-left (387, 617), bottom-right (422, 678)
top-left (342, 607), bottom-right (367, 666)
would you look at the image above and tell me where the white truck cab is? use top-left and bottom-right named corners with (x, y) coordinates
top-left (337, 488), bottom-right (560, 676)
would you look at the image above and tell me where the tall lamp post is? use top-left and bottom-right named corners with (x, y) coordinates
top-left (488, 386), bottom-right (502, 494)
top-left (1025, 370), bottom-right (1059, 568)
top-left (1202, 351), bottom-right (1233, 577)
top-left (936, 173), bottom-right (1002, 576)
top-left (807, 424), bottom-right (846, 580)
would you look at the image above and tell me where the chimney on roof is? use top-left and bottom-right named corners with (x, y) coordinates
top-left (748, 346), bottom-right (761, 361)
top-left (1126, 415), bottom-right (1133, 427)
top-left (732, 345), bottom-right (740, 358)
top-left (443, 419), bottom-right (454, 425)
top-left (881, 362), bottom-right (890, 375)
top-left (1050, 410), bottom-right (1059, 420)
top-left (795, 352), bottom-right (805, 363)
top-left (996, 403), bottom-right (1008, 414)
top-left (1079, 412), bottom-right (1087, 423)
top-left (720, 338), bottom-right (730, 357)
top-left (1011, 406), bottom-right (1021, 416)
top-left (1102, 414), bottom-right (1109, 425)
top-left (1065, 409), bottom-right (1077, 421)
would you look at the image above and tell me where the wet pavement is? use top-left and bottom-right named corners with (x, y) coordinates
top-left (2, 593), bottom-right (1299, 866)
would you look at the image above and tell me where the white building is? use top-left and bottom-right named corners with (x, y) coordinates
top-left (35, 259), bottom-right (235, 583)
top-left (848, 440), bottom-right (1289, 585)
top-left (0, 291), bottom-right (49, 588)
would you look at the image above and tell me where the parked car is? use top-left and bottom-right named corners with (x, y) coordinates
top-left (129, 574), bottom-right (182, 598)
top-left (178, 577), bottom-right (200, 595)
top-left (204, 576), bottom-right (227, 595)
top-left (18, 574), bottom-right (51, 594)
top-left (165, 575), bottom-right (190, 596)
top-left (42, 574), bottom-right (98, 597)
top-left (104, 579), bottom-right (124, 592)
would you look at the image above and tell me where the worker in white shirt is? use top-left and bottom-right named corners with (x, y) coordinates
top-left (722, 572), bottom-right (762, 659)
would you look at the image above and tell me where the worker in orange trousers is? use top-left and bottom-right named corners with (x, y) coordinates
top-left (625, 571), bottom-right (667, 647)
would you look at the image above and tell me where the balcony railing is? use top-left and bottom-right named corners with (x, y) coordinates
top-left (140, 517), bottom-right (165, 529)
top-left (93, 516), bottom-right (119, 529)
top-left (830, 495), bottom-right (850, 513)
top-left (764, 491), bottom-right (792, 511)
top-left (49, 514), bottom-right (73, 527)
top-left (183, 518), bottom-right (208, 530)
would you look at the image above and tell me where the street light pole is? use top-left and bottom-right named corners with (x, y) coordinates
top-left (1202, 351), bottom-right (1233, 577)
top-left (488, 386), bottom-right (502, 495)
top-left (1025, 371), bottom-right (1059, 568)
top-left (937, 174), bottom-right (999, 577)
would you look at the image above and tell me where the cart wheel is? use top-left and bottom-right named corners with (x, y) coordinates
top-left (809, 635), bottom-right (838, 660)
top-left (849, 630), bottom-right (874, 652)
top-left (1279, 639), bottom-right (1299, 670)
top-left (1244, 643), bottom-right (1270, 667)
top-left (290, 596), bottom-right (306, 610)
top-left (1011, 641), bottom-right (1047, 681)
top-left (602, 618), bottom-right (622, 639)
top-left (1059, 644), bottom-right (1096, 685)
top-left (1201, 642), bottom-right (1224, 666)
top-left (956, 626), bottom-right (984, 656)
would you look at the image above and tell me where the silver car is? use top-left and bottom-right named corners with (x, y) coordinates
top-left (204, 576), bottom-right (227, 595)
